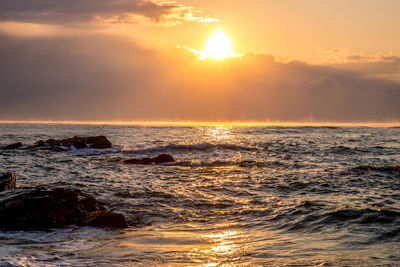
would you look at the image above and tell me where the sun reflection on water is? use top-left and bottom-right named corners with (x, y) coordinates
top-left (117, 227), bottom-right (247, 266)
top-left (204, 125), bottom-right (235, 142)
top-left (187, 230), bottom-right (245, 267)
top-left (202, 230), bottom-right (239, 255)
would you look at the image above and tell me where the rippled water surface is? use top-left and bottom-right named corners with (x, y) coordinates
top-left (1, 123), bottom-right (400, 266)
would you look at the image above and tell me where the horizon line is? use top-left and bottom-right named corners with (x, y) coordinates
top-left (1, 120), bottom-right (400, 127)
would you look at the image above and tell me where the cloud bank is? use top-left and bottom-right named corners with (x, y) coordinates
top-left (317, 47), bottom-right (400, 82)
top-left (0, 0), bottom-right (217, 26)
top-left (0, 32), bottom-right (399, 122)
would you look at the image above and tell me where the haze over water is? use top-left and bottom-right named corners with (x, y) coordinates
top-left (1, 123), bottom-right (400, 266)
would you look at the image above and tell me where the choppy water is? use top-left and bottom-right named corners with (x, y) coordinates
top-left (1, 123), bottom-right (400, 266)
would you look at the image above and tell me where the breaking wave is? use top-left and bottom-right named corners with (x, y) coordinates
top-left (122, 142), bottom-right (259, 154)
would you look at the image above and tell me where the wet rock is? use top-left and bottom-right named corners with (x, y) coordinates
top-left (33, 136), bottom-right (112, 150)
top-left (357, 165), bottom-right (400, 173)
top-left (123, 154), bottom-right (175, 165)
top-left (84, 210), bottom-right (128, 228)
top-left (2, 142), bottom-right (22, 150)
top-left (86, 136), bottom-right (113, 149)
top-left (0, 172), bottom-right (16, 191)
top-left (0, 187), bottom-right (128, 230)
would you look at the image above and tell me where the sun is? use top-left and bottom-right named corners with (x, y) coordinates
top-left (205, 30), bottom-right (233, 59)
top-left (200, 30), bottom-right (241, 60)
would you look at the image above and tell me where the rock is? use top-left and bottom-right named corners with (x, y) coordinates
top-left (84, 210), bottom-right (128, 228)
top-left (0, 187), bottom-right (128, 230)
top-left (84, 136), bottom-right (113, 149)
top-left (357, 165), bottom-right (400, 173)
top-left (123, 154), bottom-right (175, 165)
top-left (0, 172), bottom-right (16, 191)
top-left (33, 140), bottom-right (45, 147)
top-left (33, 136), bottom-right (112, 150)
top-left (2, 142), bottom-right (22, 150)
top-left (153, 154), bottom-right (175, 164)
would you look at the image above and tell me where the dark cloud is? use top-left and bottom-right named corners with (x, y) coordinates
top-left (347, 54), bottom-right (400, 63)
top-left (0, 0), bottom-right (177, 24)
top-left (0, 33), bottom-right (399, 122)
top-left (380, 55), bottom-right (400, 63)
top-left (332, 55), bottom-right (400, 81)
top-left (0, 33), bottom-right (169, 120)
top-left (347, 55), bottom-right (365, 62)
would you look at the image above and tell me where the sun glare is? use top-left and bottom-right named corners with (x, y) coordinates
top-left (199, 30), bottom-right (241, 60)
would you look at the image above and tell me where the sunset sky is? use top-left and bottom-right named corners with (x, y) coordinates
top-left (0, 0), bottom-right (399, 122)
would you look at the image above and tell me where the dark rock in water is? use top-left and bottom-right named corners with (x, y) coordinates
top-left (123, 154), bottom-right (175, 165)
top-left (85, 136), bottom-right (113, 149)
top-left (0, 172), bottom-right (16, 191)
top-left (33, 136), bottom-right (112, 150)
top-left (357, 165), bottom-right (400, 173)
top-left (153, 154), bottom-right (175, 164)
top-left (84, 210), bottom-right (128, 228)
top-left (0, 187), bottom-right (128, 230)
top-left (2, 142), bottom-right (22, 150)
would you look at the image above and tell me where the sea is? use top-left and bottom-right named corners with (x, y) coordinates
top-left (1, 123), bottom-right (400, 266)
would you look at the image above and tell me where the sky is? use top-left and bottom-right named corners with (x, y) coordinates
top-left (0, 0), bottom-right (399, 122)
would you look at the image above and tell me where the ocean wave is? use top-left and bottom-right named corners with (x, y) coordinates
top-left (328, 145), bottom-right (395, 155)
top-left (123, 142), bottom-right (258, 154)
top-left (324, 208), bottom-right (400, 224)
top-left (169, 159), bottom-right (267, 168)
top-left (64, 147), bottom-right (122, 156)
top-left (354, 165), bottom-right (400, 174)
top-left (3, 145), bottom-right (122, 155)
top-left (272, 206), bottom-right (400, 233)
top-left (3, 142), bottom-right (259, 156)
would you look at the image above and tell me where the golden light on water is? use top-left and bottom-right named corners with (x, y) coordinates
top-left (119, 228), bottom-right (246, 267)
top-left (205, 125), bottom-right (234, 141)
top-left (202, 231), bottom-right (240, 239)
top-left (189, 230), bottom-right (244, 267)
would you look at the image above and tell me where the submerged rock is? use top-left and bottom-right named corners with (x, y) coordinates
top-left (33, 136), bottom-right (112, 150)
top-left (0, 187), bottom-right (128, 230)
top-left (0, 172), bottom-right (16, 191)
top-left (357, 165), bottom-right (400, 173)
top-left (2, 142), bottom-right (22, 150)
top-left (123, 154), bottom-right (175, 165)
